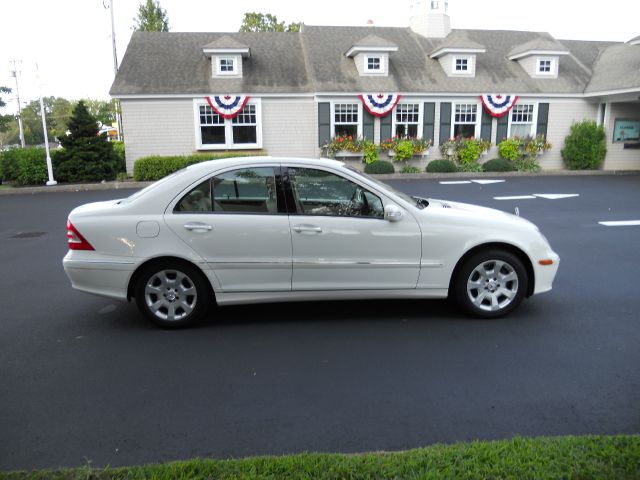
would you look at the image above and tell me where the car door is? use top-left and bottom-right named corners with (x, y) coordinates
top-left (164, 165), bottom-right (292, 292)
top-left (285, 166), bottom-right (422, 291)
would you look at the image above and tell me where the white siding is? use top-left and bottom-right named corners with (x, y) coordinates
top-left (261, 98), bottom-right (317, 158)
top-left (604, 103), bottom-right (640, 170)
top-left (543, 100), bottom-right (598, 169)
top-left (121, 99), bottom-right (195, 173)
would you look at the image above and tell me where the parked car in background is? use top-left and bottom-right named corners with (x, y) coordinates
top-left (63, 157), bottom-right (559, 327)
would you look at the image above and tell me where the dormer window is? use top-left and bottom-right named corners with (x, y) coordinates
top-left (218, 57), bottom-right (237, 75)
top-left (202, 35), bottom-right (250, 79)
top-left (537, 58), bottom-right (553, 74)
top-left (345, 35), bottom-right (398, 77)
top-left (365, 55), bottom-right (382, 72)
top-left (455, 57), bottom-right (469, 72)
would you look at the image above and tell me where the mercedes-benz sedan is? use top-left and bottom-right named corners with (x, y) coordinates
top-left (63, 157), bottom-right (559, 328)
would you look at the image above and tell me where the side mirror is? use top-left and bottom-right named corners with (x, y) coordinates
top-left (384, 204), bottom-right (403, 222)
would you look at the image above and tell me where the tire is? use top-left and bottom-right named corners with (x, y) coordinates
top-left (134, 260), bottom-right (212, 328)
top-left (454, 249), bottom-right (528, 318)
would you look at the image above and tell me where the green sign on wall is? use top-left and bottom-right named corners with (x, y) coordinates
top-left (613, 119), bottom-right (640, 142)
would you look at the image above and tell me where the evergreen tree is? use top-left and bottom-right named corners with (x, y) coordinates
top-left (0, 86), bottom-right (13, 133)
top-left (133, 0), bottom-right (170, 32)
top-left (54, 101), bottom-right (123, 182)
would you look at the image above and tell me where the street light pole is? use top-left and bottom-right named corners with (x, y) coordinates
top-left (9, 60), bottom-right (26, 148)
top-left (36, 63), bottom-right (57, 186)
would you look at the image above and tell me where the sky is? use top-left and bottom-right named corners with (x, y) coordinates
top-left (1, 0), bottom-right (638, 114)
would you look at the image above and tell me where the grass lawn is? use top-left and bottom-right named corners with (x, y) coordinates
top-left (1, 435), bottom-right (639, 479)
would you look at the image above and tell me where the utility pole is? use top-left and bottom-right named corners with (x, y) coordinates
top-left (9, 60), bottom-right (26, 148)
top-left (104, 0), bottom-right (123, 141)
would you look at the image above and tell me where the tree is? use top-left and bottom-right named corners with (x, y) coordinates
top-left (239, 12), bottom-right (301, 32)
top-left (133, 0), bottom-right (169, 32)
top-left (53, 101), bottom-right (122, 182)
top-left (82, 98), bottom-right (117, 127)
top-left (0, 86), bottom-right (13, 133)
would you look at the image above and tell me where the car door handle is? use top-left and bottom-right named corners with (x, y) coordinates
top-left (293, 224), bottom-right (322, 233)
top-left (183, 222), bottom-right (213, 232)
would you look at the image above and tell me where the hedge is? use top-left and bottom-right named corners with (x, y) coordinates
top-left (426, 159), bottom-right (458, 173)
top-left (133, 151), bottom-right (268, 181)
top-left (363, 160), bottom-right (395, 174)
top-left (483, 158), bottom-right (516, 172)
top-left (0, 147), bottom-right (49, 185)
top-left (562, 120), bottom-right (607, 170)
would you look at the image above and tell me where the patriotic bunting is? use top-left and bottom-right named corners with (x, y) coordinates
top-left (480, 94), bottom-right (519, 118)
top-left (359, 93), bottom-right (401, 117)
top-left (205, 95), bottom-right (250, 119)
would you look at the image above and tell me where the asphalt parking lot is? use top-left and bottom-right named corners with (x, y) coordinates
top-left (0, 173), bottom-right (639, 470)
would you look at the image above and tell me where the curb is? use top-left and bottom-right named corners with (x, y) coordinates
top-left (0, 170), bottom-right (637, 196)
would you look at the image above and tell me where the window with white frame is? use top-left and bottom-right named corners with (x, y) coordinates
top-left (198, 102), bottom-right (260, 148)
top-left (365, 56), bottom-right (382, 72)
top-left (453, 103), bottom-right (478, 138)
top-left (333, 103), bottom-right (359, 137)
top-left (395, 104), bottom-right (420, 138)
top-left (537, 58), bottom-right (553, 75)
top-left (455, 57), bottom-right (469, 72)
top-left (509, 104), bottom-right (535, 138)
top-left (217, 57), bottom-right (237, 75)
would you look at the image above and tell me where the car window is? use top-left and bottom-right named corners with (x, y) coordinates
top-left (175, 167), bottom-right (278, 214)
top-left (288, 167), bottom-right (384, 218)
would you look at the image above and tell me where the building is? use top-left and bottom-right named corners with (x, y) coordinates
top-left (110, 0), bottom-right (640, 173)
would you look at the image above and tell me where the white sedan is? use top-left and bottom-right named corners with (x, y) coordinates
top-left (63, 157), bottom-right (559, 328)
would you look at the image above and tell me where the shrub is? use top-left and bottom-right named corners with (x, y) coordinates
top-left (426, 159), bottom-right (457, 173)
top-left (400, 165), bottom-right (421, 174)
top-left (482, 158), bottom-right (516, 172)
top-left (362, 139), bottom-right (379, 164)
top-left (393, 139), bottom-right (414, 162)
top-left (561, 120), bottom-right (606, 170)
top-left (498, 138), bottom-right (522, 161)
top-left (0, 147), bottom-right (49, 185)
top-left (513, 156), bottom-right (542, 172)
top-left (458, 138), bottom-right (482, 165)
top-left (133, 151), bottom-right (268, 181)
top-left (364, 160), bottom-right (395, 174)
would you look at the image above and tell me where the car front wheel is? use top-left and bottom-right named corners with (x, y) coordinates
top-left (454, 250), bottom-right (528, 318)
top-left (134, 261), bottom-right (211, 328)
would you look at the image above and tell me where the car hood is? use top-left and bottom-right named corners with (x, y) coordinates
top-left (423, 198), bottom-right (536, 229)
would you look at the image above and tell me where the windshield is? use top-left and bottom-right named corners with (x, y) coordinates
top-left (346, 167), bottom-right (428, 209)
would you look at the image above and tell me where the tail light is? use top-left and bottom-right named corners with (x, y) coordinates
top-left (66, 219), bottom-right (94, 251)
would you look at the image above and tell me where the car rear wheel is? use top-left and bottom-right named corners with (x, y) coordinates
top-left (134, 260), bottom-right (211, 328)
top-left (454, 250), bottom-right (527, 318)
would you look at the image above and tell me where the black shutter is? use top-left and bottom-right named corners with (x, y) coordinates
top-left (318, 102), bottom-right (331, 147)
top-left (537, 103), bottom-right (549, 138)
top-left (496, 114), bottom-right (509, 143)
top-left (423, 102), bottom-right (435, 143)
top-left (480, 108), bottom-right (492, 142)
top-left (380, 112), bottom-right (393, 141)
top-left (363, 110), bottom-right (374, 140)
top-left (439, 102), bottom-right (452, 145)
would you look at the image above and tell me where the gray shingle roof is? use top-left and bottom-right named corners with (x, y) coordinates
top-left (350, 34), bottom-right (398, 49)
top-left (202, 35), bottom-right (249, 50)
top-left (110, 27), bottom-right (640, 97)
top-left (429, 30), bottom-right (486, 56)
top-left (508, 36), bottom-right (569, 59)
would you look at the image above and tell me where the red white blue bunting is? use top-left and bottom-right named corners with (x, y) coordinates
top-left (205, 95), bottom-right (250, 119)
top-left (480, 94), bottom-right (519, 118)
top-left (359, 94), bottom-right (401, 117)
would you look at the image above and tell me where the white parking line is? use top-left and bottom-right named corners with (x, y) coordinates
top-left (439, 181), bottom-right (472, 184)
top-left (533, 194), bottom-right (580, 200)
top-left (598, 220), bottom-right (640, 227)
top-left (471, 179), bottom-right (506, 184)
top-left (494, 195), bottom-right (537, 200)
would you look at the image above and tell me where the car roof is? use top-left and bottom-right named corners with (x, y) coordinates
top-left (184, 156), bottom-right (346, 174)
